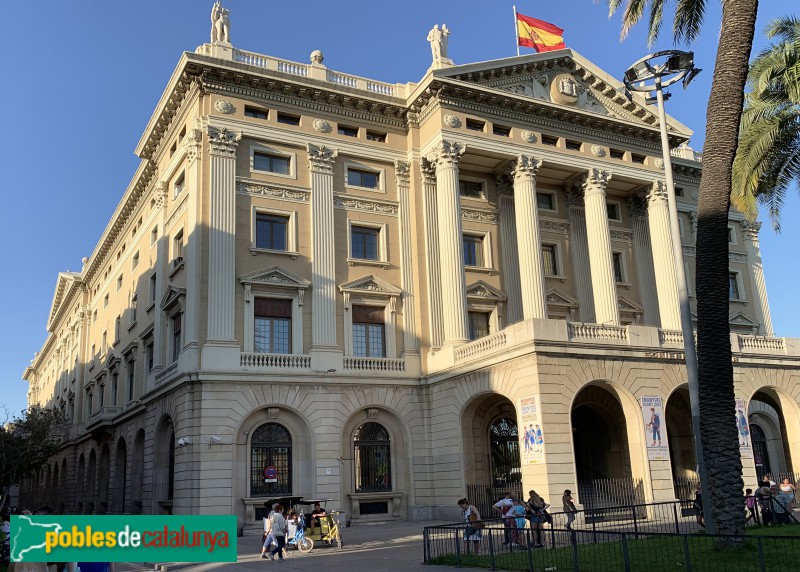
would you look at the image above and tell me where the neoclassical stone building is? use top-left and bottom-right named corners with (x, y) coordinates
top-left (23, 7), bottom-right (800, 532)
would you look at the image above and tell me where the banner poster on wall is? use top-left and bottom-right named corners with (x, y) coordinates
top-left (641, 396), bottom-right (669, 461)
top-left (736, 398), bottom-right (754, 459)
top-left (519, 395), bottom-right (545, 465)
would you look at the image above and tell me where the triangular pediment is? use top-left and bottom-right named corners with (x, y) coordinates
top-left (339, 275), bottom-right (402, 296)
top-left (240, 265), bottom-right (310, 289)
top-left (160, 285), bottom-right (186, 310)
top-left (618, 295), bottom-right (644, 313)
top-left (546, 288), bottom-right (578, 308)
top-left (729, 312), bottom-right (757, 326)
top-left (433, 49), bottom-right (691, 136)
top-left (47, 272), bottom-right (82, 331)
top-left (466, 280), bottom-right (507, 301)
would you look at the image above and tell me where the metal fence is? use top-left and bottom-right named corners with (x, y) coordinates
top-left (466, 483), bottom-right (523, 520)
top-left (423, 522), bottom-right (800, 571)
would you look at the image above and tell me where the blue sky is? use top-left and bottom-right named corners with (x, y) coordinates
top-left (1, 1), bottom-right (797, 415)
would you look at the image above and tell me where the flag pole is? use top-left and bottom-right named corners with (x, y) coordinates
top-left (513, 5), bottom-right (519, 56)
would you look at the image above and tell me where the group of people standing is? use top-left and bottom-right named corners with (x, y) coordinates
top-left (745, 476), bottom-right (798, 526)
top-left (457, 489), bottom-right (580, 553)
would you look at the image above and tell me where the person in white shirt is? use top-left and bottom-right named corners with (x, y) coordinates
top-left (492, 492), bottom-right (515, 546)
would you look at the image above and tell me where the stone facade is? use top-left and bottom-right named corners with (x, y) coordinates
top-left (22, 13), bottom-right (800, 534)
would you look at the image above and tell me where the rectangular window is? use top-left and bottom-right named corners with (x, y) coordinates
top-left (93, 310), bottom-right (97, 323)
top-left (537, 192), bottom-right (555, 210)
top-left (728, 227), bottom-right (736, 243)
top-left (463, 235), bottom-right (484, 267)
top-left (631, 153), bottom-right (646, 164)
top-left (610, 148), bottom-right (625, 160)
top-left (466, 119), bottom-right (486, 132)
top-left (613, 252), bottom-right (625, 283)
top-left (542, 245), bottom-right (558, 276)
top-left (244, 106), bottom-right (268, 119)
top-left (351, 226), bottom-right (380, 260)
top-left (127, 360), bottom-right (135, 402)
top-left (606, 202), bottom-right (621, 220)
top-left (99, 385), bottom-right (105, 408)
top-left (565, 140), bottom-right (582, 151)
top-left (132, 251), bottom-right (139, 270)
top-left (172, 314), bottom-right (182, 361)
top-left (542, 135), bottom-right (559, 146)
top-left (347, 168), bottom-right (379, 189)
top-left (150, 273), bottom-right (157, 303)
top-left (255, 213), bottom-right (289, 251)
top-left (253, 152), bottom-right (290, 175)
top-left (468, 311), bottom-right (490, 341)
top-left (104, 294), bottom-right (109, 308)
top-left (111, 372), bottom-right (118, 406)
top-left (86, 390), bottom-right (93, 416)
top-left (102, 331), bottom-right (107, 355)
top-left (254, 298), bottom-right (292, 354)
top-left (173, 230), bottom-right (184, 261)
top-left (131, 294), bottom-right (138, 325)
top-left (352, 306), bottom-right (385, 358)
top-left (146, 340), bottom-right (154, 372)
top-left (675, 187), bottom-right (685, 197)
top-left (117, 275), bottom-right (123, 291)
top-left (338, 125), bottom-right (358, 137)
top-left (729, 273), bottom-right (741, 300)
top-left (459, 180), bottom-right (484, 199)
top-left (366, 131), bottom-right (386, 142)
top-left (493, 125), bottom-right (511, 137)
top-left (151, 226), bottom-right (158, 245)
top-left (173, 172), bottom-right (185, 197)
top-left (277, 113), bottom-right (300, 126)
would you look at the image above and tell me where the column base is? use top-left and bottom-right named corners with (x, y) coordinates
top-left (201, 341), bottom-right (241, 371)
top-left (310, 347), bottom-right (343, 373)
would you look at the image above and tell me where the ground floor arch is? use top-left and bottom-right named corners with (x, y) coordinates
top-left (749, 389), bottom-right (796, 479)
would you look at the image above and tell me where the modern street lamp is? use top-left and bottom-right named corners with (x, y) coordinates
top-left (622, 51), bottom-right (713, 532)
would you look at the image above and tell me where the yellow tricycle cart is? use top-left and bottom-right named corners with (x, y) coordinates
top-left (296, 498), bottom-right (345, 550)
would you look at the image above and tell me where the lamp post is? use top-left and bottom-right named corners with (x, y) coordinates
top-left (622, 51), bottom-right (714, 533)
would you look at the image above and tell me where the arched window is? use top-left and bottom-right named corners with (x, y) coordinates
top-left (251, 423), bottom-right (292, 496)
top-left (752, 423), bottom-right (771, 476)
top-left (354, 422), bottom-right (391, 492)
top-left (489, 418), bottom-right (520, 485)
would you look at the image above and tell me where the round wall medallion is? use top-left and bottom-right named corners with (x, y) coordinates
top-left (655, 158), bottom-right (665, 170)
top-left (520, 130), bottom-right (537, 143)
top-left (312, 119), bottom-right (332, 133)
top-left (443, 113), bottom-right (460, 128)
top-left (591, 145), bottom-right (606, 157)
top-left (550, 73), bottom-right (580, 105)
top-left (214, 99), bottom-right (234, 114)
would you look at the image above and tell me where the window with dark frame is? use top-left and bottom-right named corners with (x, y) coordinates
top-left (250, 422), bottom-right (293, 497)
top-left (254, 298), bottom-right (291, 354)
top-left (127, 359), bottom-right (135, 402)
top-left (463, 235), bottom-right (484, 267)
top-left (542, 135), bottom-right (559, 146)
top-left (493, 124), bottom-right (511, 137)
top-left (351, 226), bottom-right (380, 260)
top-left (253, 152), bottom-right (290, 175)
top-left (146, 340), bottom-right (154, 372)
top-left (613, 252), bottom-right (625, 283)
top-left (729, 273), bottom-right (741, 300)
top-left (347, 168), bottom-right (379, 189)
top-left (606, 202), bottom-right (621, 220)
top-left (354, 422), bottom-right (392, 492)
top-left (111, 372), bottom-right (119, 406)
top-left (352, 305), bottom-right (385, 358)
top-left (468, 311), bottom-right (490, 340)
top-left (276, 113), bottom-right (300, 126)
top-left (542, 244), bottom-right (558, 276)
top-left (466, 119), bottom-right (486, 132)
top-left (172, 314), bottom-right (182, 362)
top-left (244, 107), bottom-right (268, 119)
top-left (255, 213), bottom-right (289, 251)
top-left (631, 153), bottom-right (646, 164)
top-left (610, 148), bottom-right (625, 159)
top-left (338, 125), bottom-right (358, 137)
top-left (459, 180), bottom-right (484, 199)
top-left (565, 140), bottom-right (582, 151)
top-left (366, 131), bottom-right (386, 142)
top-left (537, 192), bottom-right (554, 210)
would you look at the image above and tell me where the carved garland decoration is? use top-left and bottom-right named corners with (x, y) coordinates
top-left (236, 182), bottom-right (310, 202)
top-left (334, 196), bottom-right (399, 215)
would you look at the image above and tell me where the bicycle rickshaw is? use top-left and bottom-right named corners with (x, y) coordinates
top-left (262, 496), bottom-right (345, 552)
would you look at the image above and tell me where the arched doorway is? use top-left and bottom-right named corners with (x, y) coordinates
top-left (752, 424), bottom-right (772, 477)
top-left (749, 391), bottom-right (792, 478)
top-left (76, 453), bottom-right (85, 513)
top-left (131, 430), bottom-right (145, 514)
top-left (353, 422), bottom-right (391, 493)
top-left (114, 438), bottom-right (128, 513)
top-left (666, 387), bottom-right (697, 500)
top-left (98, 444), bottom-right (111, 514)
top-left (60, 458), bottom-right (67, 513)
top-left (489, 417), bottom-right (520, 486)
top-left (86, 449), bottom-right (97, 514)
top-left (250, 422), bottom-right (292, 497)
top-left (571, 385), bottom-right (642, 508)
top-left (154, 417), bottom-right (175, 514)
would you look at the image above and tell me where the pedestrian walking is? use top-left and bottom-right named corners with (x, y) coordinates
top-left (562, 490), bottom-right (577, 529)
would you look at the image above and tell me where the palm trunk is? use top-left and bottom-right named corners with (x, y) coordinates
top-left (696, 0), bottom-right (758, 540)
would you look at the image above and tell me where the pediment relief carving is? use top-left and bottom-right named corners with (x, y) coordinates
top-left (617, 296), bottom-right (644, 313)
top-left (466, 280), bottom-right (507, 301)
top-left (160, 285), bottom-right (186, 311)
top-left (729, 312), bottom-right (757, 326)
top-left (339, 275), bottom-right (402, 296)
top-left (546, 288), bottom-right (578, 308)
top-left (239, 265), bottom-right (310, 289)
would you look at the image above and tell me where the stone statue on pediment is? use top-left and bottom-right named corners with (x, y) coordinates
top-left (211, 1), bottom-right (230, 45)
top-left (427, 24), bottom-right (454, 69)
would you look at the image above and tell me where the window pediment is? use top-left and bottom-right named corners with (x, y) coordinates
top-left (240, 265), bottom-right (310, 290)
top-left (466, 280), bottom-right (507, 302)
top-left (160, 285), bottom-right (186, 311)
top-left (729, 312), bottom-right (757, 326)
top-left (339, 275), bottom-right (402, 297)
top-left (546, 288), bottom-right (578, 309)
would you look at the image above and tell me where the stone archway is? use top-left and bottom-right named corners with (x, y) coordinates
top-left (749, 391), bottom-right (793, 478)
top-left (154, 416), bottom-right (175, 514)
top-left (114, 438), bottom-right (128, 513)
top-left (76, 453), bottom-right (85, 513)
top-left (131, 429), bottom-right (145, 514)
top-left (98, 444), bottom-right (111, 514)
top-left (86, 449), bottom-right (97, 514)
top-left (666, 386), bottom-right (697, 499)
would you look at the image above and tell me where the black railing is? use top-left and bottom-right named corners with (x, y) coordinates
top-left (424, 523), bottom-right (800, 571)
top-left (466, 483), bottom-right (523, 520)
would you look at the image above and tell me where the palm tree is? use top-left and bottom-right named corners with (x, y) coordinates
top-left (606, 0), bottom-right (759, 537)
top-left (732, 16), bottom-right (800, 231)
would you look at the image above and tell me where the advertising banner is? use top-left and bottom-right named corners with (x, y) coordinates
top-left (519, 395), bottom-right (545, 465)
top-left (736, 398), bottom-right (754, 459)
top-left (641, 396), bottom-right (669, 461)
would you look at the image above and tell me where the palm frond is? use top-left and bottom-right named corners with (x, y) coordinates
top-left (647, 0), bottom-right (665, 45)
top-left (673, 0), bottom-right (706, 43)
top-left (620, 0), bottom-right (649, 40)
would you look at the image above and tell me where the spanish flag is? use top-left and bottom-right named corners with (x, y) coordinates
top-left (516, 12), bottom-right (566, 52)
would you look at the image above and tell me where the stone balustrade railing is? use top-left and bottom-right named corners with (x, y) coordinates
top-left (659, 330), bottom-right (685, 346)
top-left (240, 353), bottom-right (311, 369)
top-left (455, 331), bottom-right (508, 363)
top-left (738, 335), bottom-right (786, 353)
top-left (343, 357), bottom-right (405, 372)
top-left (670, 147), bottom-right (703, 162)
top-left (568, 322), bottom-right (629, 342)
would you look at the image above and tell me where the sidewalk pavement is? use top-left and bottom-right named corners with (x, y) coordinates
top-left (121, 520), bottom-right (462, 572)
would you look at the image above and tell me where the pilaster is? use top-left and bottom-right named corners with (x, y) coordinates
top-left (564, 184), bottom-right (595, 323)
top-left (582, 168), bottom-right (619, 325)
top-left (181, 119), bottom-right (203, 369)
top-left (742, 221), bottom-right (773, 335)
top-left (307, 143), bottom-right (343, 371)
top-left (396, 161), bottom-right (420, 373)
top-left (150, 182), bottom-right (169, 386)
top-left (497, 173), bottom-right (523, 325)
top-left (421, 158), bottom-right (444, 351)
top-left (646, 181), bottom-right (681, 330)
top-left (628, 194), bottom-right (661, 327)
top-left (431, 140), bottom-right (469, 346)
top-left (202, 126), bottom-right (241, 370)
top-left (512, 155), bottom-right (548, 320)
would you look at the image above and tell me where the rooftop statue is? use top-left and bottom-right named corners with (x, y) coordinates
top-left (211, 1), bottom-right (230, 45)
top-left (427, 24), bottom-right (451, 67)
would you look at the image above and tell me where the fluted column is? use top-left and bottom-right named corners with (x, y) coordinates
top-left (396, 160), bottom-right (420, 359)
top-left (582, 168), bottom-right (619, 325)
top-left (565, 184), bottom-right (595, 322)
top-left (308, 143), bottom-right (339, 349)
top-left (151, 182), bottom-right (169, 378)
top-left (497, 174), bottom-right (523, 325)
top-left (421, 158), bottom-right (444, 349)
top-left (647, 181), bottom-right (681, 330)
top-left (431, 140), bottom-right (469, 346)
top-left (182, 119), bottom-right (203, 365)
top-left (513, 155), bottom-right (548, 320)
top-left (742, 221), bottom-right (774, 335)
top-left (205, 126), bottom-right (241, 342)
top-left (628, 194), bottom-right (661, 326)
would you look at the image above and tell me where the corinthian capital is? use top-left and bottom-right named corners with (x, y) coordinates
top-left (207, 126), bottom-right (241, 158)
top-left (741, 219), bottom-right (762, 240)
top-left (428, 140), bottom-right (465, 168)
top-left (394, 160), bottom-right (411, 188)
top-left (306, 143), bottom-right (338, 174)
top-left (581, 168), bottom-right (611, 196)
top-left (513, 154), bottom-right (542, 182)
top-left (420, 157), bottom-right (437, 185)
top-left (647, 180), bottom-right (668, 203)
